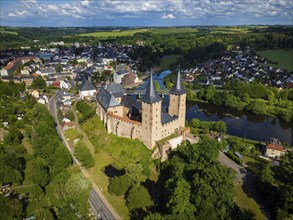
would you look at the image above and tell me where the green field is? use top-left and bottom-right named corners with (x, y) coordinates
top-left (150, 27), bottom-right (198, 35)
top-left (257, 49), bottom-right (293, 71)
top-left (79, 29), bottom-right (148, 38)
top-left (158, 54), bottom-right (181, 70)
top-left (235, 183), bottom-right (265, 220)
top-left (211, 27), bottom-right (251, 34)
top-left (79, 27), bottom-right (199, 38)
top-left (0, 28), bottom-right (19, 35)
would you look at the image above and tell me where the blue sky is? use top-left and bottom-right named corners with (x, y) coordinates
top-left (0, 0), bottom-right (292, 27)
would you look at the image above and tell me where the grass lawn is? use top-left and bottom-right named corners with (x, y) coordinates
top-left (257, 49), bottom-right (293, 71)
top-left (64, 128), bottom-right (81, 146)
top-left (159, 54), bottom-right (180, 70)
top-left (235, 182), bottom-right (265, 220)
top-left (81, 116), bottom-right (158, 219)
top-left (242, 156), bottom-right (257, 164)
top-left (79, 29), bottom-right (148, 38)
top-left (88, 151), bottom-right (129, 219)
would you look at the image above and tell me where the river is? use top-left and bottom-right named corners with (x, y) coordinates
top-left (137, 70), bottom-right (172, 90)
top-left (137, 69), bottom-right (293, 145)
top-left (186, 101), bottom-right (293, 145)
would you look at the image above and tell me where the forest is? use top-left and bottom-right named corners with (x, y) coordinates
top-left (0, 81), bottom-right (91, 219)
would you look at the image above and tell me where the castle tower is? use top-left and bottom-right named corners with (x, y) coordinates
top-left (169, 69), bottom-right (186, 128)
top-left (141, 73), bottom-right (162, 149)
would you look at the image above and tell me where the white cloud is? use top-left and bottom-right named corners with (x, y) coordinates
top-left (3, 0), bottom-right (293, 25)
top-left (80, 0), bottom-right (91, 7)
top-left (8, 10), bottom-right (29, 17)
top-left (48, 5), bottom-right (58, 11)
top-left (162, 13), bottom-right (176, 19)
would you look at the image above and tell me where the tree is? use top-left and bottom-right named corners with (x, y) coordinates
top-left (56, 63), bottom-right (63, 72)
top-left (205, 86), bottom-right (216, 101)
top-left (31, 162), bottom-right (50, 187)
top-left (65, 110), bottom-right (75, 121)
top-left (108, 175), bottom-right (131, 196)
top-left (126, 185), bottom-right (153, 211)
top-left (125, 163), bottom-right (147, 183)
top-left (31, 76), bottom-right (46, 89)
top-left (31, 185), bottom-right (44, 200)
top-left (74, 141), bottom-right (95, 168)
top-left (166, 178), bottom-right (194, 215)
top-left (259, 164), bottom-right (274, 184)
top-left (214, 120), bottom-right (227, 133)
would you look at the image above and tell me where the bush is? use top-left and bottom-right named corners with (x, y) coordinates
top-left (108, 175), bottom-right (131, 196)
top-left (74, 141), bottom-right (95, 168)
top-left (225, 150), bottom-right (242, 165)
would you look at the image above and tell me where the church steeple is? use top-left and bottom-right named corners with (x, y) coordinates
top-left (170, 68), bottom-right (186, 95)
top-left (141, 72), bottom-right (162, 104)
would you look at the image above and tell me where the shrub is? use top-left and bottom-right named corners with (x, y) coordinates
top-left (225, 150), bottom-right (242, 165)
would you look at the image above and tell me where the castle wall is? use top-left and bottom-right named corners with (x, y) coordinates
top-left (108, 106), bottom-right (123, 117)
top-left (106, 113), bottom-right (141, 140)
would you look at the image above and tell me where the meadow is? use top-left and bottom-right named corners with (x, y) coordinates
top-left (257, 49), bottom-right (293, 71)
top-left (79, 28), bottom-right (148, 38)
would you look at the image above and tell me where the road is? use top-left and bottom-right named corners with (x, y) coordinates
top-left (218, 151), bottom-right (272, 220)
top-left (48, 95), bottom-right (120, 220)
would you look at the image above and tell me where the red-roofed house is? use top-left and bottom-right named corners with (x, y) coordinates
top-left (0, 56), bottom-right (37, 76)
top-left (265, 139), bottom-right (287, 158)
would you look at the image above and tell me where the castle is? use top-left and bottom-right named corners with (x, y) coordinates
top-left (96, 70), bottom-right (188, 149)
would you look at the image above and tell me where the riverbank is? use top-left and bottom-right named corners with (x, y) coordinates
top-left (186, 101), bottom-right (293, 145)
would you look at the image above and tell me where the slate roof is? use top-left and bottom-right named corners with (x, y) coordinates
top-left (116, 69), bottom-right (129, 75)
top-left (141, 73), bottom-right (162, 104)
top-left (79, 78), bottom-right (95, 91)
top-left (170, 69), bottom-right (186, 95)
top-left (161, 112), bottom-right (178, 125)
top-left (96, 87), bottom-right (121, 110)
top-left (121, 95), bottom-right (137, 109)
top-left (103, 83), bottom-right (125, 98)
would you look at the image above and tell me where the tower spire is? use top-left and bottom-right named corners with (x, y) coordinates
top-left (141, 71), bottom-right (162, 103)
top-left (170, 67), bottom-right (186, 95)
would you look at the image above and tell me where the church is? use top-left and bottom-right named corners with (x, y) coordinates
top-left (96, 70), bottom-right (188, 149)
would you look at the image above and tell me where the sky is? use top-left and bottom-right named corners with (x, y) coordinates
top-left (0, 0), bottom-right (292, 27)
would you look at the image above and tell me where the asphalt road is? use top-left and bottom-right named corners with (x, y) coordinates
top-left (48, 94), bottom-right (119, 220)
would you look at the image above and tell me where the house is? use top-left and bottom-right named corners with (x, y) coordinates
top-left (265, 138), bottom-right (287, 158)
top-left (113, 69), bottom-right (130, 84)
top-left (62, 121), bottom-right (76, 131)
top-left (121, 72), bottom-right (139, 86)
top-left (0, 56), bottom-right (37, 76)
top-left (79, 78), bottom-right (96, 98)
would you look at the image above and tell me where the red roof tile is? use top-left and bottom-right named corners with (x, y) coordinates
top-left (266, 143), bottom-right (287, 152)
